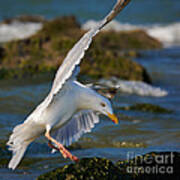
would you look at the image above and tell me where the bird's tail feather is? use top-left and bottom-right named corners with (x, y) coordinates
top-left (7, 122), bottom-right (37, 170)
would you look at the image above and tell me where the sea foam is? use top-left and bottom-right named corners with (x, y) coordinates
top-left (97, 78), bottom-right (168, 97)
top-left (0, 21), bottom-right (42, 43)
top-left (82, 20), bottom-right (180, 47)
top-left (1, 19), bottom-right (179, 47)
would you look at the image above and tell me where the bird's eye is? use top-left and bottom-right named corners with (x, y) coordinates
top-left (101, 102), bottom-right (106, 107)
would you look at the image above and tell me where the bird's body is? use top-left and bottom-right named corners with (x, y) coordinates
top-left (27, 80), bottom-right (100, 131)
top-left (37, 81), bottom-right (78, 129)
top-left (7, 0), bottom-right (131, 170)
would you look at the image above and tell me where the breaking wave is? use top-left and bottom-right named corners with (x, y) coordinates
top-left (0, 21), bottom-right (42, 43)
top-left (1, 19), bottom-right (179, 47)
top-left (82, 20), bottom-right (180, 47)
top-left (97, 78), bottom-right (168, 97)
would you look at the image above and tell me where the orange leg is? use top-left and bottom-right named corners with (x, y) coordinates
top-left (48, 141), bottom-right (67, 158)
top-left (45, 127), bottom-right (79, 162)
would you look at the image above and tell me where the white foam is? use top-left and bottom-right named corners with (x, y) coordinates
top-left (97, 77), bottom-right (168, 97)
top-left (82, 20), bottom-right (180, 46)
top-left (146, 23), bottom-right (180, 47)
top-left (0, 21), bottom-right (42, 43)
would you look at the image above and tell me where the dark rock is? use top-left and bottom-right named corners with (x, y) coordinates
top-left (37, 157), bottom-right (124, 180)
top-left (94, 29), bottom-right (162, 51)
top-left (119, 103), bottom-right (173, 114)
top-left (0, 139), bottom-right (10, 157)
top-left (37, 152), bottom-right (180, 180)
top-left (0, 16), bottom-right (162, 82)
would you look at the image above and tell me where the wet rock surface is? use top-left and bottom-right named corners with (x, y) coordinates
top-left (37, 152), bottom-right (180, 180)
top-left (119, 103), bottom-right (173, 114)
top-left (0, 16), bottom-right (162, 82)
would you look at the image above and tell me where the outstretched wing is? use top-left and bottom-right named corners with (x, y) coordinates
top-left (52, 110), bottom-right (99, 147)
top-left (50, 0), bottom-right (131, 96)
top-left (30, 0), bottom-right (130, 114)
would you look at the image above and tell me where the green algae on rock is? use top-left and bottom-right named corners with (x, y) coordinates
top-left (80, 50), bottom-right (152, 83)
top-left (93, 29), bottom-right (162, 51)
top-left (37, 152), bottom-right (180, 180)
top-left (0, 16), bottom-right (162, 81)
top-left (37, 157), bottom-right (123, 180)
top-left (119, 103), bottom-right (173, 114)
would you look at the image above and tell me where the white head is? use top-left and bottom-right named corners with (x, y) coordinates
top-left (78, 87), bottom-right (118, 124)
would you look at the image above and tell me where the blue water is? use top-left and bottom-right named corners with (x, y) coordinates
top-left (0, 0), bottom-right (180, 179)
top-left (0, 46), bottom-right (180, 179)
top-left (0, 0), bottom-right (179, 24)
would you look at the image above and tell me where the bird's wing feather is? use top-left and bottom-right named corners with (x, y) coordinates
top-left (49, 0), bottom-right (131, 96)
top-left (52, 110), bottom-right (99, 147)
top-left (27, 0), bottom-right (130, 117)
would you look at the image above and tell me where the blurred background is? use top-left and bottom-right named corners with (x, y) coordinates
top-left (0, 0), bottom-right (179, 23)
top-left (0, 0), bottom-right (179, 179)
top-left (0, 0), bottom-right (179, 45)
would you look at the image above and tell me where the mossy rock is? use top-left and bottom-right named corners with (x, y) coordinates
top-left (119, 103), bottom-right (173, 114)
top-left (94, 30), bottom-right (162, 50)
top-left (81, 50), bottom-right (151, 83)
top-left (37, 157), bottom-right (124, 180)
top-left (0, 139), bottom-right (10, 157)
top-left (37, 152), bottom-right (180, 180)
top-left (0, 16), bottom-right (161, 81)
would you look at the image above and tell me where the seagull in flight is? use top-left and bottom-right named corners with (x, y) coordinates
top-left (7, 0), bottom-right (130, 170)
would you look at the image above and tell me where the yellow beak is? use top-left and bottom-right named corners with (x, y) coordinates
top-left (107, 112), bottom-right (118, 124)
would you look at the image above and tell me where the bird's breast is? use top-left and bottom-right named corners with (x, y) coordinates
top-left (40, 91), bottom-right (76, 128)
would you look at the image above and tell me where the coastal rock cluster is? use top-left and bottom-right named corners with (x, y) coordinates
top-left (119, 103), bottom-right (173, 114)
top-left (37, 152), bottom-right (180, 180)
top-left (0, 16), bottom-right (162, 82)
top-left (0, 140), bottom-right (179, 179)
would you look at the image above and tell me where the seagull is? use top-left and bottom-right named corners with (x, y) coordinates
top-left (7, 0), bottom-right (130, 170)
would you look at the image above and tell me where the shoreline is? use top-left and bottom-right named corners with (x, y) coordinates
top-left (0, 16), bottom-right (162, 83)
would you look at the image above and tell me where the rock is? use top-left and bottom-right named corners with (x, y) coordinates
top-left (37, 157), bottom-right (123, 180)
top-left (93, 29), bottom-right (162, 50)
top-left (0, 16), bottom-right (162, 82)
top-left (37, 152), bottom-right (180, 180)
top-left (0, 139), bottom-right (10, 157)
top-left (119, 103), bottom-right (173, 114)
top-left (0, 46), bottom-right (5, 61)
top-left (79, 47), bottom-right (152, 83)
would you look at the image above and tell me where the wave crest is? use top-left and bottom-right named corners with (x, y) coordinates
top-left (82, 20), bottom-right (180, 47)
top-left (97, 78), bottom-right (168, 97)
top-left (0, 21), bottom-right (42, 43)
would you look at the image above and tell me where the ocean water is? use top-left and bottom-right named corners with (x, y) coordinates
top-left (0, 0), bottom-right (180, 179)
top-left (0, 0), bottom-right (179, 24)
top-left (0, 0), bottom-right (179, 45)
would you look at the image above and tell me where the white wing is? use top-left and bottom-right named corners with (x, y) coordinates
top-left (52, 110), bottom-right (99, 147)
top-left (47, 0), bottom-right (131, 104)
top-left (26, 0), bottom-right (130, 117)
